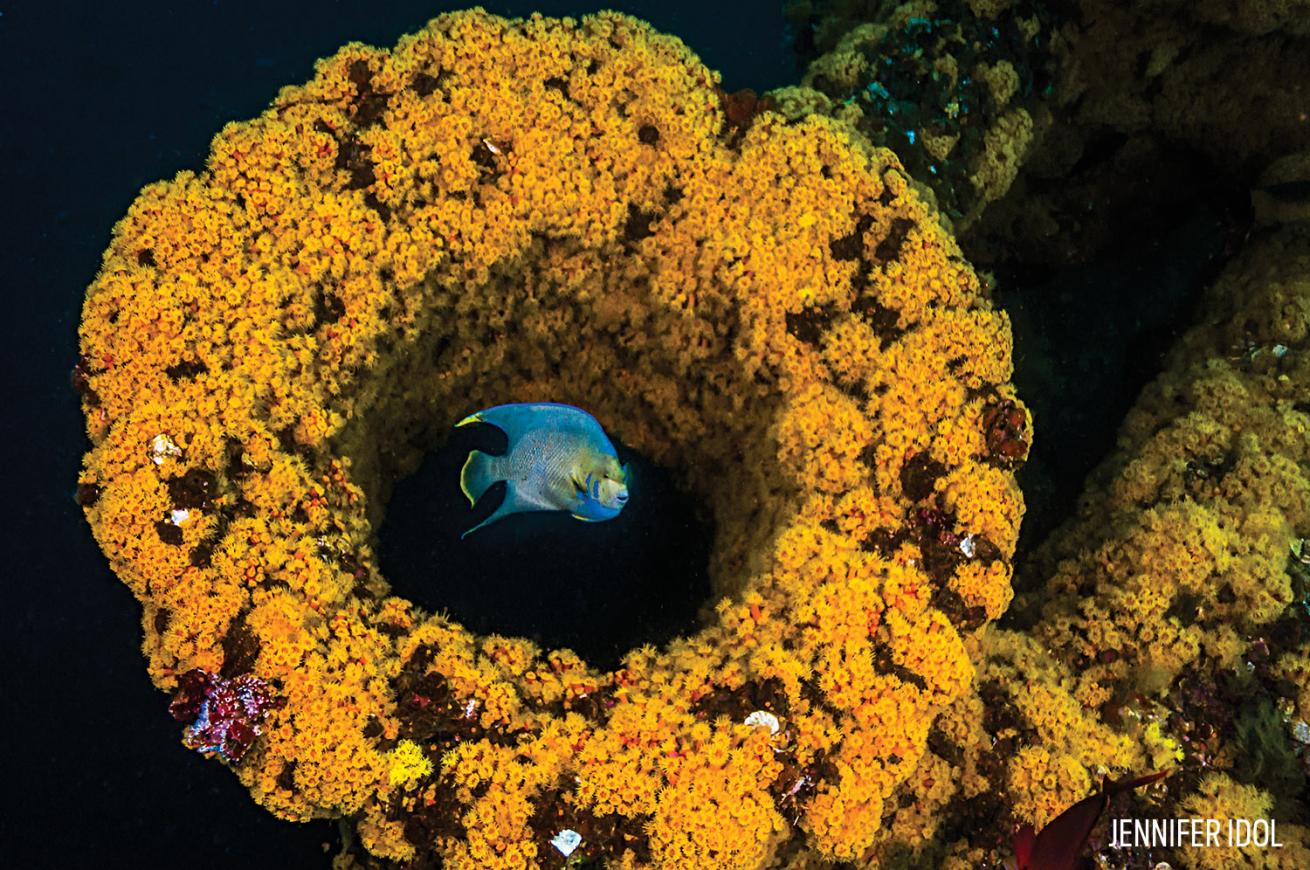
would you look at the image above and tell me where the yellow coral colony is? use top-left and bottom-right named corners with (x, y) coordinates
top-left (76, 10), bottom-right (1025, 868)
top-left (1029, 226), bottom-right (1310, 716)
top-left (852, 226), bottom-right (1310, 869)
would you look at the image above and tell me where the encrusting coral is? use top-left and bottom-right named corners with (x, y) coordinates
top-left (827, 226), bottom-right (1310, 869)
top-left (1015, 224), bottom-right (1310, 867)
top-left (779, 0), bottom-right (1058, 234)
top-left (1023, 221), bottom-right (1310, 723)
top-left (76, 9), bottom-right (1027, 868)
top-left (785, 0), bottom-right (1310, 263)
top-left (967, 0), bottom-right (1310, 263)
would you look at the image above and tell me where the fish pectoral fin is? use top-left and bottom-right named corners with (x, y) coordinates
top-left (570, 472), bottom-right (589, 499)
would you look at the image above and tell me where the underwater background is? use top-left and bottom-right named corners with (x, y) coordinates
top-left (4, 0), bottom-right (1303, 868)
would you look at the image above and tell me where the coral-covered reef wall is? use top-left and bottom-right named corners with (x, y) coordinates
top-left (783, 0), bottom-right (1310, 262)
top-left (77, 9), bottom-right (1030, 868)
top-left (74, 2), bottom-right (1310, 867)
top-left (847, 225), bottom-right (1310, 868)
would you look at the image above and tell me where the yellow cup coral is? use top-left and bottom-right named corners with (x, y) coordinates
top-left (77, 9), bottom-right (1025, 867)
top-left (389, 739), bottom-right (434, 789)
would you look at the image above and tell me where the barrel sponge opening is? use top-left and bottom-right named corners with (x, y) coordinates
top-left (76, 10), bottom-right (1027, 867)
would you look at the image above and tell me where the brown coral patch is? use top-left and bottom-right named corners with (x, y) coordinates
top-left (527, 787), bottom-right (653, 868)
top-left (167, 468), bottom-right (218, 511)
top-left (931, 587), bottom-right (989, 633)
top-left (900, 451), bottom-right (946, 501)
top-left (220, 611), bottom-right (261, 678)
top-left (717, 87), bottom-right (777, 137)
top-left (829, 214), bottom-right (874, 261)
top-left (622, 203), bottom-right (660, 243)
top-left (874, 217), bottom-right (916, 263)
top-left (850, 293), bottom-right (904, 344)
top-left (335, 134), bottom-right (377, 190)
top-left (75, 482), bottom-right (102, 507)
top-left (691, 676), bottom-right (791, 723)
top-left (770, 745), bottom-right (839, 825)
top-left (785, 305), bottom-right (839, 346)
top-left (164, 359), bottom-right (207, 380)
top-left (348, 59), bottom-right (390, 127)
top-left (393, 771), bottom-right (470, 860)
top-left (982, 399), bottom-right (1028, 469)
top-left (155, 520), bottom-right (184, 546)
top-left (872, 644), bottom-right (929, 691)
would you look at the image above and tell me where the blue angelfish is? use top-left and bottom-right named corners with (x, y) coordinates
top-left (456, 402), bottom-right (631, 538)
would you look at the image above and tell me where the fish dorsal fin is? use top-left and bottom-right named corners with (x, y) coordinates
top-left (458, 402), bottom-right (601, 445)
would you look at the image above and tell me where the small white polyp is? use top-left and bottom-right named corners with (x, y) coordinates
top-left (744, 710), bottom-right (781, 734)
top-left (551, 829), bottom-right (582, 857)
top-left (149, 433), bottom-right (181, 465)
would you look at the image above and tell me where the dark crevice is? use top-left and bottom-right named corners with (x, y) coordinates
top-left (874, 217), bottom-right (916, 262)
top-left (785, 305), bottom-right (837, 345)
top-left (622, 203), bottom-right (660, 242)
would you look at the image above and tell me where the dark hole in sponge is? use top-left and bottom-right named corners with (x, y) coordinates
top-left (377, 421), bottom-right (713, 671)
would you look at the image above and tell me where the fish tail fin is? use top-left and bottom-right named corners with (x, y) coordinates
top-left (459, 450), bottom-right (500, 506)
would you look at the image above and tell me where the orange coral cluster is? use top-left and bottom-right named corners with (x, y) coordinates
top-left (77, 9), bottom-right (1025, 867)
top-left (834, 226), bottom-right (1310, 868)
top-left (845, 629), bottom-right (1139, 867)
top-left (1026, 224), bottom-right (1310, 723)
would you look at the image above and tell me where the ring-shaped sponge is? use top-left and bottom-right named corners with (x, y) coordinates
top-left (77, 10), bottom-right (1028, 868)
